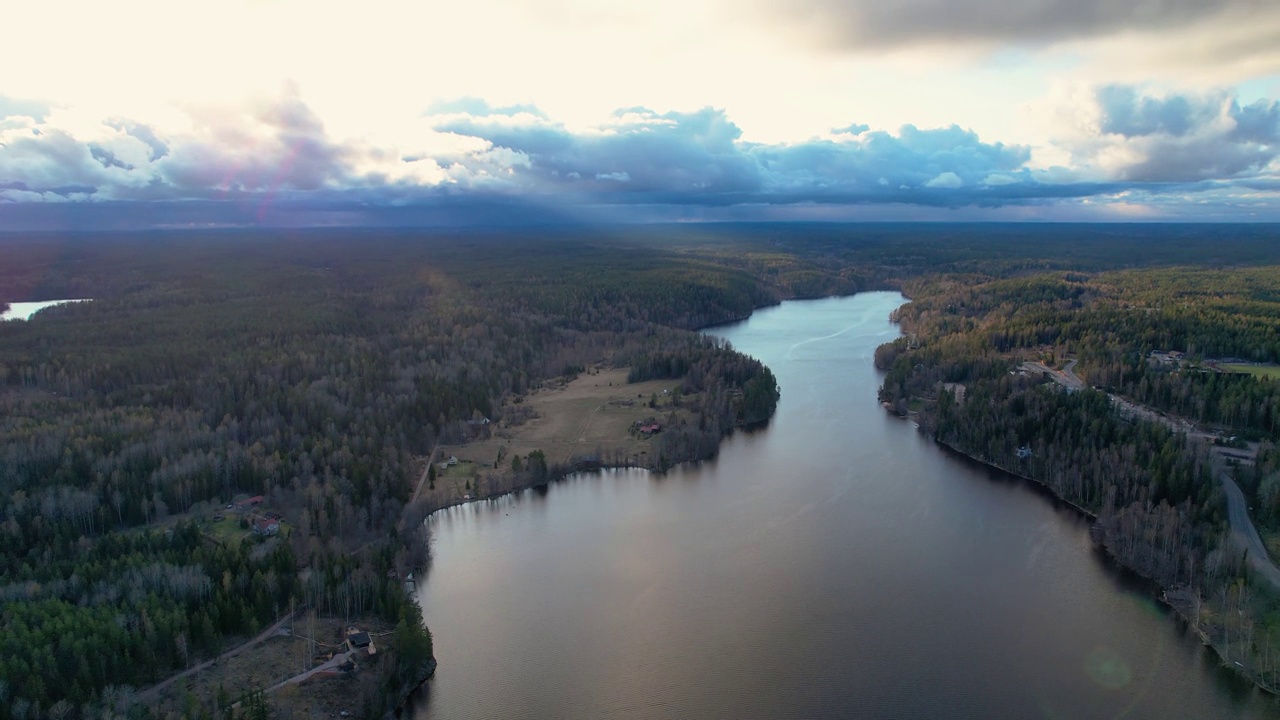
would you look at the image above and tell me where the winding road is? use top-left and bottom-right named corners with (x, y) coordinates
top-left (1025, 359), bottom-right (1280, 589)
top-left (1221, 471), bottom-right (1280, 587)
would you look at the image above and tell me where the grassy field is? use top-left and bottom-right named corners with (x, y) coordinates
top-left (1220, 363), bottom-right (1280, 379)
top-left (418, 367), bottom-right (694, 506)
top-left (205, 514), bottom-right (249, 545)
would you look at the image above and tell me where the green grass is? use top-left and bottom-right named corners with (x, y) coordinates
top-left (441, 460), bottom-right (481, 479)
top-left (205, 514), bottom-right (249, 545)
top-left (1220, 363), bottom-right (1280, 379)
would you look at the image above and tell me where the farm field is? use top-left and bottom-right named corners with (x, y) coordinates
top-left (1220, 363), bottom-right (1280, 379)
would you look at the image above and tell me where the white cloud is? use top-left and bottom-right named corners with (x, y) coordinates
top-left (924, 172), bottom-right (963, 188)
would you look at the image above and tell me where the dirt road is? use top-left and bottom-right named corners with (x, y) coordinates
top-left (409, 440), bottom-right (442, 506)
top-left (263, 650), bottom-right (353, 693)
top-left (137, 609), bottom-right (299, 703)
top-left (1020, 360), bottom-right (1085, 391)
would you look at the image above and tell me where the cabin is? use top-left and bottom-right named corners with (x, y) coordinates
top-left (346, 627), bottom-right (377, 656)
top-left (465, 417), bottom-right (492, 439)
top-left (1016, 446), bottom-right (1033, 459)
top-left (253, 517), bottom-right (280, 536)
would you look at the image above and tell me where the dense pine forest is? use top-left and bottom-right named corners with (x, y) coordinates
top-left (4, 223), bottom-right (1280, 718)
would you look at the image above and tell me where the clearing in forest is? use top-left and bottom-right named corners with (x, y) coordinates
top-left (421, 367), bottom-right (693, 503)
top-left (1219, 363), bottom-right (1280, 380)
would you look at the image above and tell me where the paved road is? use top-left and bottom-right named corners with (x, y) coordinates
top-left (1025, 359), bottom-right (1280, 589)
top-left (1221, 471), bottom-right (1280, 587)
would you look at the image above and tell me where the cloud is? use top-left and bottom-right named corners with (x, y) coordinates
top-left (425, 104), bottom-right (1045, 205)
top-left (750, 0), bottom-right (1276, 50)
top-left (425, 97), bottom-right (549, 119)
top-left (0, 95), bottom-right (52, 123)
top-left (0, 85), bottom-right (1276, 225)
top-left (161, 88), bottom-right (350, 194)
top-left (1062, 86), bottom-right (1280, 182)
top-left (833, 123), bottom-right (869, 135)
top-left (925, 172), bottom-right (963, 189)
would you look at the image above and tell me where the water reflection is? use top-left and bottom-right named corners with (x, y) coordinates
top-left (414, 293), bottom-right (1280, 720)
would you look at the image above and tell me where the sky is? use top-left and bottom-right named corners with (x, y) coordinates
top-left (1, 0), bottom-right (1278, 227)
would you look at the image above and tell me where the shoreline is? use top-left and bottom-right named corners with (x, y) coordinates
top-left (405, 293), bottom-right (805, 706)
top-left (930, 435), bottom-right (1098, 521)
top-left (886, 409), bottom-right (1277, 697)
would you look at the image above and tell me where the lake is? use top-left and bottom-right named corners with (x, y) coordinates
top-left (1, 299), bottom-right (91, 321)
top-left (412, 292), bottom-right (1278, 719)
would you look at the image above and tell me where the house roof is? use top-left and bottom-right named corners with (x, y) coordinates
top-left (348, 631), bottom-right (371, 648)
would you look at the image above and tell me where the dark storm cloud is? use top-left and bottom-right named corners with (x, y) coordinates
top-left (1087, 86), bottom-right (1280, 182)
top-left (755, 0), bottom-right (1274, 49)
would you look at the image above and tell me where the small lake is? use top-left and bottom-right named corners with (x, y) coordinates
top-left (412, 292), bottom-right (1279, 719)
top-left (1, 299), bottom-right (91, 321)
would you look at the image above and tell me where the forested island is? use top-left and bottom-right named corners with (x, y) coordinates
top-left (4, 223), bottom-right (1280, 719)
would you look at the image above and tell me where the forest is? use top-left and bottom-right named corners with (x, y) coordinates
top-left (875, 256), bottom-right (1280, 690)
top-left (0, 228), bottom-right (803, 720)
top-left (4, 222), bottom-right (1280, 718)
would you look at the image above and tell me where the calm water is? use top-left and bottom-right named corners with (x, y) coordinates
top-left (1, 299), bottom-right (90, 321)
top-left (413, 292), bottom-right (1277, 720)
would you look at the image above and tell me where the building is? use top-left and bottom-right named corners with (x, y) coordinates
top-left (346, 627), bottom-right (377, 656)
top-left (253, 517), bottom-right (280, 536)
top-left (235, 495), bottom-right (265, 511)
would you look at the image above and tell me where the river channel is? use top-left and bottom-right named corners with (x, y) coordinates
top-left (413, 292), bottom-right (1277, 719)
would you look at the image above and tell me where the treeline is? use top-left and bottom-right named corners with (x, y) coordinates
top-left (930, 382), bottom-right (1220, 585)
top-left (876, 262), bottom-right (1280, 689)
top-left (0, 524), bottom-right (295, 713)
top-left (0, 229), bottom-right (800, 720)
top-left (887, 269), bottom-right (1280, 437)
top-left (7, 224), bottom-right (1280, 718)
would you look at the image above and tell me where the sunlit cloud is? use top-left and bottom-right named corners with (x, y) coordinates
top-left (0, 1), bottom-right (1276, 224)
